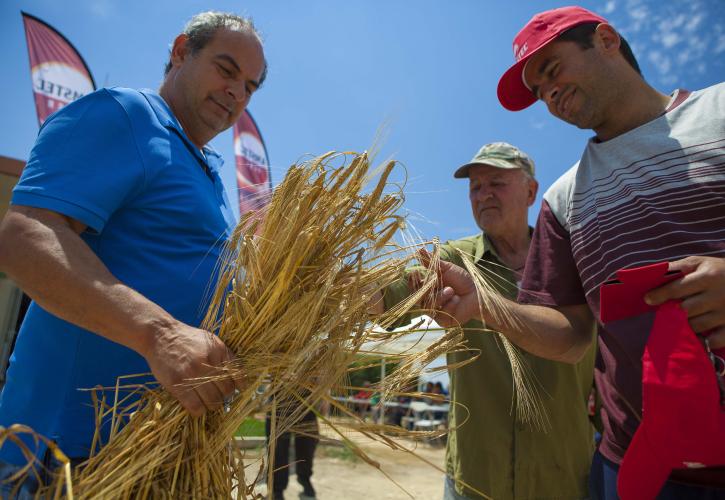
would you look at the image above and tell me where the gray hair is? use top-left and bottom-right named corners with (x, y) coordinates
top-left (164, 11), bottom-right (267, 85)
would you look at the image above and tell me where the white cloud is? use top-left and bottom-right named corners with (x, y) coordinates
top-left (628, 5), bottom-right (649, 21)
top-left (661, 33), bottom-right (681, 48)
top-left (603, 0), bottom-right (724, 89)
top-left (659, 14), bottom-right (687, 32)
top-left (529, 118), bottom-right (546, 131)
top-left (648, 50), bottom-right (672, 74)
top-left (684, 13), bottom-right (704, 32)
top-left (687, 34), bottom-right (707, 54)
top-left (602, 1), bottom-right (617, 14)
top-left (676, 49), bottom-right (692, 65)
top-left (716, 34), bottom-right (725, 54)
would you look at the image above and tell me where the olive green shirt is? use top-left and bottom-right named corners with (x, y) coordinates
top-left (384, 233), bottom-right (595, 499)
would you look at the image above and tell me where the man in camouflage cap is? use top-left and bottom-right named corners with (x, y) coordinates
top-left (374, 142), bottom-right (596, 499)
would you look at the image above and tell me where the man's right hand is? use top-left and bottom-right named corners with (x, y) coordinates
top-left (141, 322), bottom-right (241, 417)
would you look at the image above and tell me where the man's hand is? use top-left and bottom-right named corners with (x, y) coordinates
top-left (141, 323), bottom-right (242, 417)
top-left (645, 256), bottom-right (725, 349)
top-left (414, 249), bottom-right (480, 328)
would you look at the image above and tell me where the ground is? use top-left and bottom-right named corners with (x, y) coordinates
top-left (246, 430), bottom-right (447, 500)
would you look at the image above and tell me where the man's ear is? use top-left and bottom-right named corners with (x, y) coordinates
top-left (527, 178), bottom-right (539, 206)
top-left (593, 23), bottom-right (621, 55)
top-left (169, 34), bottom-right (190, 69)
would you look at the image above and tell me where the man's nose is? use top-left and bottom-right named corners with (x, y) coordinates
top-left (226, 82), bottom-right (248, 104)
top-left (542, 83), bottom-right (560, 107)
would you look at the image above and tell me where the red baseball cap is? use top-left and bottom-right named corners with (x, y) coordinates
top-left (497, 6), bottom-right (608, 111)
top-left (617, 301), bottom-right (725, 499)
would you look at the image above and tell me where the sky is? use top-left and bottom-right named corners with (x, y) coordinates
top-left (1, 0), bottom-right (724, 243)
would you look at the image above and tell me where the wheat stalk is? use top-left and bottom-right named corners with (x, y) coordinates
top-left (3, 151), bottom-right (540, 499)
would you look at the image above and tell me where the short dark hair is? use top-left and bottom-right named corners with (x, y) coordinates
top-left (558, 22), bottom-right (641, 75)
top-left (164, 11), bottom-right (268, 85)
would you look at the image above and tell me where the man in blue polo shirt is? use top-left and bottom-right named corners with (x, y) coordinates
top-left (0, 10), bottom-right (267, 488)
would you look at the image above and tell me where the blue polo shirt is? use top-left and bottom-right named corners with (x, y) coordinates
top-left (0, 88), bottom-right (236, 463)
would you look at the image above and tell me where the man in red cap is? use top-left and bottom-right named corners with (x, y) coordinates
top-left (426, 5), bottom-right (725, 499)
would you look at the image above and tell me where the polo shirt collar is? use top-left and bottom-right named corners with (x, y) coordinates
top-left (139, 89), bottom-right (223, 172)
top-left (477, 232), bottom-right (494, 263)
top-left (478, 227), bottom-right (535, 264)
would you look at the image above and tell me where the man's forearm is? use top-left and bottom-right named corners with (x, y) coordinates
top-left (481, 300), bottom-right (595, 363)
top-left (0, 206), bottom-right (173, 357)
top-left (377, 250), bottom-right (596, 363)
top-left (0, 206), bottom-right (244, 415)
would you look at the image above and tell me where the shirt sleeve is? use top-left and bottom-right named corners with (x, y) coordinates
top-left (518, 199), bottom-right (587, 307)
top-left (12, 89), bottom-right (145, 233)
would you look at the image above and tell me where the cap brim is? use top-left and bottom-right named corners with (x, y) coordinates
top-left (617, 425), bottom-right (674, 500)
top-left (453, 160), bottom-right (521, 178)
top-left (453, 163), bottom-right (475, 179)
top-left (497, 31), bottom-right (564, 111)
top-left (497, 58), bottom-right (537, 112)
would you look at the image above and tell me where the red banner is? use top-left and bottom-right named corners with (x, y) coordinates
top-left (233, 110), bottom-right (271, 217)
top-left (22, 12), bottom-right (96, 126)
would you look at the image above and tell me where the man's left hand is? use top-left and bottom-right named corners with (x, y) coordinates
top-left (645, 256), bottom-right (725, 349)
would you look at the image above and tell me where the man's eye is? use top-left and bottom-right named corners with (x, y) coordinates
top-left (549, 63), bottom-right (558, 79)
top-left (218, 65), bottom-right (232, 77)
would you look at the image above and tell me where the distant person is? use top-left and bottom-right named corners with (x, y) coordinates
top-left (353, 380), bottom-right (373, 400)
top-left (266, 404), bottom-right (319, 500)
top-left (0, 11), bottom-right (267, 495)
top-left (433, 382), bottom-right (447, 397)
top-left (389, 378), bottom-right (416, 427)
top-left (370, 142), bottom-right (596, 499)
top-left (421, 381), bottom-right (435, 403)
top-left (422, 381), bottom-right (442, 406)
top-left (352, 380), bottom-right (373, 418)
top-left (430, 382), bottom-right (448, 420)
top-left (431, 6), bottom-right (724, 498)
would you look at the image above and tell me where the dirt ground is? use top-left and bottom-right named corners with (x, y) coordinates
top-left (246, 429), bottom-right (447, 500)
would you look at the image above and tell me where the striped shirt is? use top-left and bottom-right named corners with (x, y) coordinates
top-left (519, 82), bottom-right (725, 486)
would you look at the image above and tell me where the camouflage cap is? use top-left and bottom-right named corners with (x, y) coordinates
top-left (453, 142), bottom-right (535, 179)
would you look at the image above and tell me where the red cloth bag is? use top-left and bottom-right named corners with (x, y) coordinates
top-left (599, 262), bottom-right (725, 499)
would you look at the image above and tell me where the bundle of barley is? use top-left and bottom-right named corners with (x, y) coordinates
top-left (16, 150), bottom-right (542, 499)
top-left (26, 151), bottom-right (466, 499)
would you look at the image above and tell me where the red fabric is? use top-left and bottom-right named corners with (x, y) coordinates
top-left (353, 390), bottom-right (372, 400)
top-left (599, 262), bottom-right (725, 499)
top-left (497, 6), bottom-right (607, 111)
top-left (599, 262), bottom-right (682, 323)
top-left (617, 302), bottom-right (725, 499)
